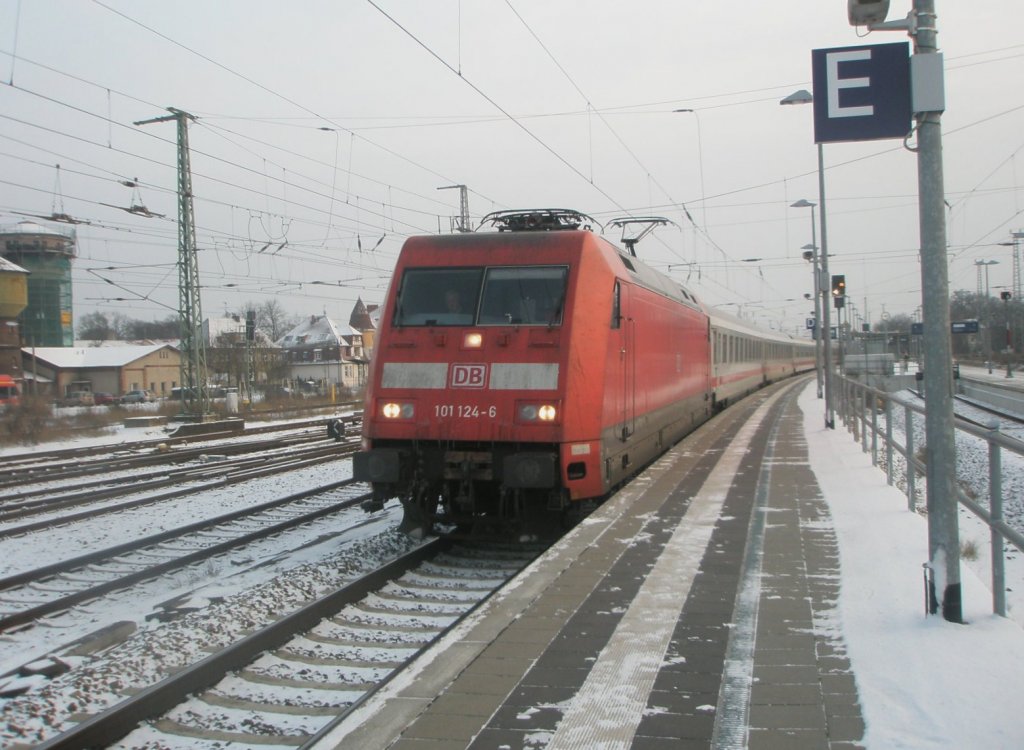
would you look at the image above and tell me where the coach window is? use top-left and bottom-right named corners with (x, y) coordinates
top-left (479, 265), bottom-right (568, 325)
top-left (393, 268), bottom-right (482, 326)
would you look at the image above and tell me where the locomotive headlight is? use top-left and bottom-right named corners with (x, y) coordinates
top-left (463, 332), bottom-right (483, 349)
top-left (381, 401), bottom-right (414, 419)
top-left (517, 401), bottom-right (558, 423)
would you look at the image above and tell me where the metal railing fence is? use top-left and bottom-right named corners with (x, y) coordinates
top-left (836, 374), bottom-right (1024, 617)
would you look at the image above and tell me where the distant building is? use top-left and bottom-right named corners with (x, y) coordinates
top-left (0, 256), bottom-right (29, 383)
top-left (349, 297), bottom-right (379, 352)
top-left (0, 221), bottom-right (77, 347)
top-left (21, 344), bottom-right (181, 399)
top-left (203, 313), bottom-right (279, 393)
top-left (203, 314), bottom-right (274, 348)
top-left (276, 303), bottom-right (374, 392)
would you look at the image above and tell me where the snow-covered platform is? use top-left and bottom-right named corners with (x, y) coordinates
top-left (309, 378), bottom-right (1024, 750)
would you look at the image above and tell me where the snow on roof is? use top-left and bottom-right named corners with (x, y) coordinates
top-left (0, 220), bottom-right (75, 238)
top-left (22, 344), bottom-right (177, 369)
top-left (276, 314), bottom-right (362, 348)
top-left (0, 256), bottom-right (29, 274)
top-left (205, 316), bottom-right (244, 341)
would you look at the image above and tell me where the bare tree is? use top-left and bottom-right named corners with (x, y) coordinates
top-left (257, 299), bottom-right (298, 342)
top-left (77, 311), bottom-right (117, 340)
top-left (125, 315), bottom-right (179, 340)
top-left (77, 311), bottom-right (133, 340)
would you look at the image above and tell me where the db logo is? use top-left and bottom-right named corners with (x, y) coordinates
top-left (451, 364), bottom-right (487, 388)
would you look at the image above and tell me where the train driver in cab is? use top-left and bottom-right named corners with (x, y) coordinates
top-left (444, 288), bottom-right (463, 314)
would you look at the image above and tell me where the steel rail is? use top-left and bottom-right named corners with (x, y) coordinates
top-left (0, 481), bottom-right (374, 633)
top-left (0, 438), bottom-right (348, 521)
top-left (0, 412), bottom-right (360, 476)
top-left (32, 539), bottom-right (448, 750)
top-left (0, 440), bottom-right (360, 539)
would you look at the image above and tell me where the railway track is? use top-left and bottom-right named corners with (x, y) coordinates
top-left (953, 393), bottom-right (1024, 429)
top-left (0, 415), bottom-right (359, 490)
top-left (0, 438), bottom-right (361, 536)
top-left (0, 478), bottom-right (377, 635)
top-left (908, 388), bottom-right (1024, 431)
top-left (22, 540), bottom-right (538, 749)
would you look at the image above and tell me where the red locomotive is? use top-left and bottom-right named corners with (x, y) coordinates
top-left (354, 209), bottom-right (814, 536)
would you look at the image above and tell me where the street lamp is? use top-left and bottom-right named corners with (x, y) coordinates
top-left (800, 240), bottom-right (824, 398)
top-left (783, 90), bottom-right (834, 429)
top-left (1001, 290), bottom-right (1014, 378)
top-left (673, 108), bottom-right (707, 232)
top-left (792, 198), bottom-right (834, 428)
top-left (997, 230), bottom-right (1024, 358)
top-left (975, 259), bottom-right (999, 373)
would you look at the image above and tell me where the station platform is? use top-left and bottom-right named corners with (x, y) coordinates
top-left (312, 378), bottom-right (865, 749)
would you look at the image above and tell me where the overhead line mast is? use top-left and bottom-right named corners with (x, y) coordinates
top-left (437, 184), bottom-right (471, 232)
top-left (134, 107), bottom-right (209, 417)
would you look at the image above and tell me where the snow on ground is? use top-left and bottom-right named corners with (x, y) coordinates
top-left (0, 407), bottom-right (353, 459)
top-left (802, 384), bottom-right (1024, 749)
top-left (0, 506), bottom-right (417, 746)
top-left (0, 458), bottom-right (358, 578)
top-left (5, 394), bottom-right (1024, 747)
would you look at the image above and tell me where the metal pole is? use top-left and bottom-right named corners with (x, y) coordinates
top-left (905, 403), bottom-right (916, 512)
top-left (914, 0), bottom-right (962, 622)
top-left (134, 108), bottom-right (209, 418)
top-left (437, 184), bottom-right (471, 232)
top-left (674, 109), bottom-right (707, 231)
top-left (1005, 296), bottom-right (1013, 378)
top-left (886, 397), bottom-right (894, 485)
top-left (987, 422), bottom-right (1006, 617)
top-left (810, 230), bottom-right (824, 399)
top-left (987, 264), bottom-right (993, 374)
top-left (872, 389), bottom-right (880, 465)
top-left (818, 144), bottom-right (835, 429)
top-left (860, 382), bottom-right (868, 453)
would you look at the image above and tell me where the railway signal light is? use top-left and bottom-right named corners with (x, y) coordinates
top-left (245, 310), bottom-right (256, 341)
top-left (1001, 291), bottom-right (1012, 301)
top-left (831, 274), bottom-right (846, 297)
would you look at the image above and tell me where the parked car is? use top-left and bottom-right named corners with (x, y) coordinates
top-left (93, 392), bottom-right (118, 406)
top-left (60, 391), bottom-right (95, 407)
top-left (170, 386), bottom-right (223, 401)
top-left (121, 389), bottom-right (154, 404)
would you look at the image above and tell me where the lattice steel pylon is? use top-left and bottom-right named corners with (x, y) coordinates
top-left (437, 184), bottom-right (471, 232)
top-left (134, 108), bottom-right (209, 416)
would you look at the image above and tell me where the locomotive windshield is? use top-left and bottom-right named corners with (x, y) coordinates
top-left (393, 265), bottom-right (567, 327)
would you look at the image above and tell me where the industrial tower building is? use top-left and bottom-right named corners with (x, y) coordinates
top-left (0, 220), bottom-right (77, 347)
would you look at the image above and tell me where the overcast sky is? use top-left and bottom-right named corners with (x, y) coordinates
top-left (1, 1), bottom-right (1021, 336)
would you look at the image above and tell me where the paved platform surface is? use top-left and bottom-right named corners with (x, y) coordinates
top-left (313, 379), bottom-right (865, 749)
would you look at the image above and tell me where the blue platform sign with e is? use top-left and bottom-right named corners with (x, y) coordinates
top-left (812, 42), bottom-right (911, 144)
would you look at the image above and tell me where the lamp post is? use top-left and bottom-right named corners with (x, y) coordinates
top-left (997, 230), bottom-right (1024, 357)
top-left (1001, 291), bottom-right (1014, 378)
top-left (673, 108), bottom-right (707, 232)
top-left (782, 89), bottom-right (834, 429)
top-left (975, 259), bottom-right (999, 373)
top-left (801, 241), bottom-right (823, 398)
top-left (792, 198), bottom-right (834, 428)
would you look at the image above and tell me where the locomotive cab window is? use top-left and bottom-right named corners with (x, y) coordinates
top-left (393, 268), bottom-right (483, 326)
top-left (478, 266), bottom-right (568, 326)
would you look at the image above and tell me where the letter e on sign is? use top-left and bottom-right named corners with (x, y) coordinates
top-left (451, 364), bottom-right (487, 388)
top-left (812, 42), bottom-right (911, 144)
